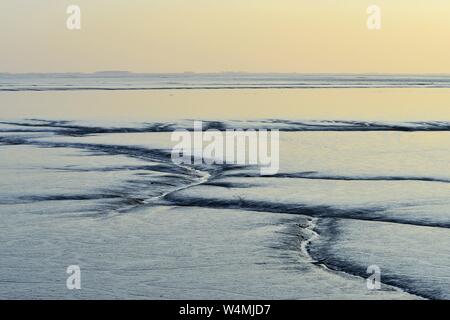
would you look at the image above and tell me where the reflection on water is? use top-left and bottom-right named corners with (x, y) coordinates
top-left (1, 88), bottom-right (450, 299)
top-left (1, 88), bottom-right (450, 122)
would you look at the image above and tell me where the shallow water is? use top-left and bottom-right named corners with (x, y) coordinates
top-left (1, 85), bottom-right (449, 299)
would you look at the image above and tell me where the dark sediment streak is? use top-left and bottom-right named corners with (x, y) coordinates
top-left (225, 172), bottom-right (450, 184)
top-left (163, 193), bottom-right (450, 229)
top-left (309, 218), bottom-right (445, 300)
top-left (3, 119), bottom-right (450, 134)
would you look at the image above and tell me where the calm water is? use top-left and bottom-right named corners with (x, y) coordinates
top-left (1, 77), bottom-right (450, 299)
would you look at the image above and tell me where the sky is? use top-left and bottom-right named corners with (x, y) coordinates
top-left (1, 0), bottom-right (450, 74)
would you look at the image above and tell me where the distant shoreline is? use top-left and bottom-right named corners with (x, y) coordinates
top-left (4, 73), bottom-right (450, 91)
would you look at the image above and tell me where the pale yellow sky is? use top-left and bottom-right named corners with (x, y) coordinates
top-left (1, 0), bottom-right (450, 73)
